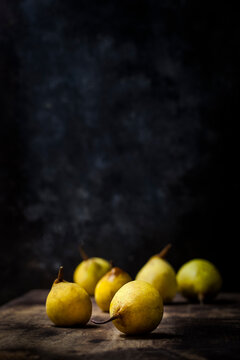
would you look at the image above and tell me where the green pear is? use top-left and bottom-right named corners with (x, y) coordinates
top-left (177, 259), bottom-right (222, 303)
top-left (95, 267), bottom-right (132, 312)
top-left (73, 247), bottom-right (112, 295)
top-left (46, 266), bottom-right (92, 326)
top-left (136, 244), bottom-right (177, 303)
top-left (92, 280), bottom-right (163, 335)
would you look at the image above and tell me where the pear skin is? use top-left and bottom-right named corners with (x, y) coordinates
top-left (92, 280), bottom-right (164, 335)
top-left (176, 259), bottom-right (222, 302)
top-left (136, 244), bottom-right (177, 302)
top-left (95, 267), bottom-right (132, 312)
top-left (46, 267), bottom-right (92, 326)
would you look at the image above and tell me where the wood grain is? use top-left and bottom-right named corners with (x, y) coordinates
top-left (0, 291), bottom-right (239, 359)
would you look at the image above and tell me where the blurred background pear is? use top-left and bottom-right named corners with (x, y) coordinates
top-left (136, 244), bottom-right (177, 302)
top-left (177, 259), bottom-right (222, 303)
top-left (73, 247), bottom-right (112, 295)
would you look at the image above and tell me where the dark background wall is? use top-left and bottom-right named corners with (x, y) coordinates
top-left (0, 0), bottom-right (239, 304)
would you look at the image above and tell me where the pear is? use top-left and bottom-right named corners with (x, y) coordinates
top-left (135, 244), bottom-right (177, 303)
top-left (46, 266), bottom-right (92, 326)
top-left (176, 259), bottom-right (222, 303)
top-left (95, 266), bottom-right (132, 312)
top-left (73, 248), bottom-right (112, 295)
top-left (92, 280), bottom-right (163, 335)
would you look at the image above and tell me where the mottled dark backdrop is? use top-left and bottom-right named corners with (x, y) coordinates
top-left (0, 1), bottom-right (239, 304)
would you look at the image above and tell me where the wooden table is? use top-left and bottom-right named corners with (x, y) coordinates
top-left (0, 290), bottom-right (239, 360)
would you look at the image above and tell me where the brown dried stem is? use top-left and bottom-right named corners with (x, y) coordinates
top-left (54, 266), bottom-right (64, 284)
top-left (198, 293), bottom-right (204, 305)
top-left (79, 246), bottom-right (89, 260)
top-left (156, 243), bottom-right (172, 259)
top-left (91, 315), bottom-right (119, 325)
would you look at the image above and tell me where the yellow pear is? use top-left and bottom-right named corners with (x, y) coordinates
top-left (177, 259), bottom-right (222, 303)
top-left (95, 267), bottom-right (132, 312)
top-left (46, 266), bottom-right (92, 326)
top-left (136, 244), bottom-right (177, 303)
top-left (73, 248), bottom-right (112, 295)
top-left (92, 280), bottom-right (163, 335)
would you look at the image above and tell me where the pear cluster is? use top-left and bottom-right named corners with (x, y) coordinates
top-left (45, 245), bottom-right (222, 335)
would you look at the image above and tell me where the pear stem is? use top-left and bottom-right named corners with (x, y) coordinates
top-left (91, 315), bottom-right (119, 325)
top-left (57, 266), bottom-right (64, 282)
top-left (109, 260), bottom-right (114, 268)
top-left (198, 293), bottom-right (204, 305)
top-left (79, 246), bottom-right (89, 260)
top-left (156, 243), bottom-right (172, 259)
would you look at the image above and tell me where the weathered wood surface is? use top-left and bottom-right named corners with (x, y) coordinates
top-left (0, 291), bottom-right (239, 360)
